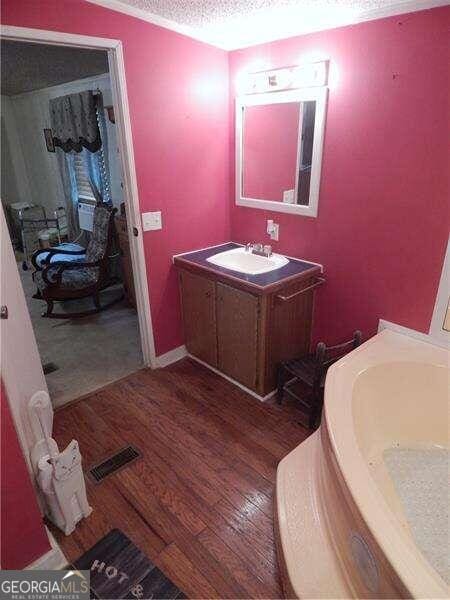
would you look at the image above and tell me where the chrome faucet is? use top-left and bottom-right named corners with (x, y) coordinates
top-left (245, 243), bottom-right (272, 257)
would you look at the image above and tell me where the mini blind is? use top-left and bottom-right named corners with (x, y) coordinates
top-left (72, 100), bottom-right (110, 203)
top-left (73, 153), bottom-right (95, 200)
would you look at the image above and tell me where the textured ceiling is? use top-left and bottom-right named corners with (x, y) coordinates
top-left (92, 0), bottom-right (442, 48)
top-left (1, 41), bottom-right (109, 96)
top-left (121, 0), bottom-right (393, 28)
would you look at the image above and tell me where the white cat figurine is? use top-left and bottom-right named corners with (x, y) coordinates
top-left (50, 440), bottom-right (92, 535)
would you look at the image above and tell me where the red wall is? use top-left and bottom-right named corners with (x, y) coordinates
top-left (2, 2), bottom-right (448, 352)
top-left (243, 102), bottom-right (299, 200)
top-left (1, 384), bottom-right (51, 569)
top-left (1, 0), bottom-right (230, 355)
top-left (230, 7), bottom-right (450, 344)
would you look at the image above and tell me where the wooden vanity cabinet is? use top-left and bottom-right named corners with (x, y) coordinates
top-left (178, 266), bottom-right (319, 397)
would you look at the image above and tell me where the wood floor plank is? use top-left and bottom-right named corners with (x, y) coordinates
top-left (156, 543), bottom-right (220, 600)
top-left (90, 388), bottom-right (226, 506)
top-left (123, 372), bottom-right (279, 482)
top-left (115, 475), bottom-right (250, 599)
top-left (203, 508), bottom-right (281, 596)
top-left (94, 382), bottom-right (275, 512)
top-left (220, 492), bottom-right (275, 541)
top-left (117, 460), bottom-right (207, 536)
top-left (77, 478), bottom-right (166, 558)
top-left (55, 401), bottom-right (127, 465)
top-left (142, 360), bottom-right (305, 453)
top-left (214, 498), bottom-right (276, 566)
top-left (198, 528), bottom-right (280, 599)
top-left (226, 486), bottom-right (274, 522)
top-left (51, 359), bottom-right (311, 598)
top-left (124, 377), bottom-right (278, 495)
top-left (160, 359), bottom-right (305, 455)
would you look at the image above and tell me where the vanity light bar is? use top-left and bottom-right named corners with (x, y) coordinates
top-left (243, 61), bottom-right (328, 94)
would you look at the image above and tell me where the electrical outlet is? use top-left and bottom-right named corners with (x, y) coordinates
top-left (270, 223), bottom-right (279, 241)
top-left (142, 211), bottom-right (162, 231)
top-left (267, 219), bottom-right (279, 241)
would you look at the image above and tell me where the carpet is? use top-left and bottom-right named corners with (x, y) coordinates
top-left (73, 529), bottom-right (185, 599)
top-left (19, 266), bottom-right (143, 408)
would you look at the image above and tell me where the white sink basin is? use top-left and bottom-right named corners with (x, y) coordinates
top-left (206, 247), bottom-right (289, 275)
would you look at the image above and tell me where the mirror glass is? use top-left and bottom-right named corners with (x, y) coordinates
top-left (242, 100), bottom-right (316, 206)
top-left (236, 87), bottom-right (327, 217)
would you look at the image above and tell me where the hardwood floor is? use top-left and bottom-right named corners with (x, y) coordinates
top-left (52, 358), bottom-right (311, 599)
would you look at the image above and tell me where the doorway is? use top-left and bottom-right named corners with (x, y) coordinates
top-left (1, 27), bottom-right (156, 410)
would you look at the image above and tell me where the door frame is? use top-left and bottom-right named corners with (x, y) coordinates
top-left (1, 25), bottom-right (157, 369)
top-left (429, 237), bottom-right (449, 344)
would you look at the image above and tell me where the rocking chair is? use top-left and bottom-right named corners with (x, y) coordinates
top-left (31, 204), bottom-right (122, 318)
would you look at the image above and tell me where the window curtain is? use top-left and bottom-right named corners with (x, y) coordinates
top-left (83, 93), bottom-right (111, 205)
top-left (50, 90), bottom-right (111, 239)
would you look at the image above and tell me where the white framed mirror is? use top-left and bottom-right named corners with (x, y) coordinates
top-left (235, 86), bottom-right (328, 217)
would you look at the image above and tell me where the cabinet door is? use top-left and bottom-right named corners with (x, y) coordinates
top-left (179, 270), bottom-right (217, 367)
top-left (217, 283), bottom-right (259, 390)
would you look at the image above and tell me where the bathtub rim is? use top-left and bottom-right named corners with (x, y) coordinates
top-left (324, 329), bottom-right (449, 598)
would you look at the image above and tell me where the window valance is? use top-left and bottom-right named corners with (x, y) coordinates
top-left (50, 90), bottom-right (101, 153)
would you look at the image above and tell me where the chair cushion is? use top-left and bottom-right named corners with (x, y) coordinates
top-left (35, 243), bottom-right (86, 268)
top-left (34, 266), bottom-right (98, 291)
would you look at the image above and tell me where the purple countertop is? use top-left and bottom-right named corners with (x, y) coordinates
top-left (173, 242), bottom-right (321, 291)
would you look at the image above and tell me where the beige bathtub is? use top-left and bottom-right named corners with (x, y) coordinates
top-left (275, 329), bottom-right (449, 598)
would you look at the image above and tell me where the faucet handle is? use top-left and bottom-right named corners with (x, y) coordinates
top-left (263, 245), bottom-right (272, 257)
top-left (245, 242), bottom-right (254, 252)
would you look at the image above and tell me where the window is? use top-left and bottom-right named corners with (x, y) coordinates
top-left (73, 152), bottom-right (95, 200)
top-left (72, 145), bottom-right (110, 204)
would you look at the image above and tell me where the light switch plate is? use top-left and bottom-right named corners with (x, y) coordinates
top-left (142, 211), bottom-right (162, 231)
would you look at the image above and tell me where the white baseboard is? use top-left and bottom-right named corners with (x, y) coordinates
top-left (25, 528), bottom-right (67, 570)
top-left (156, 345), bottom-right (187, 368)
top-left (188, 354), bottom-right (277, 402)
top-left (155, 344), bottom-right (279, 400)
top-left (378, 319), bottom-right (448, 349)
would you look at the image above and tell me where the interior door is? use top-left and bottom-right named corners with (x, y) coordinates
top-left (179, 270), bottom-right (217, 367)
top-left (0, 205), bottom-right (51, 470)
top-left (216, 282), bottom-right (259, 390)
